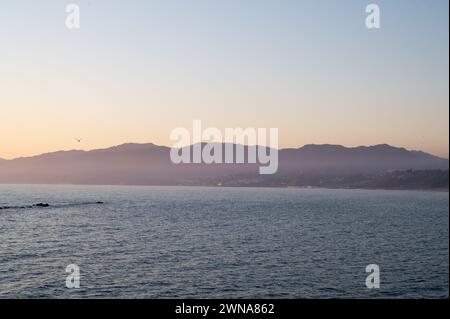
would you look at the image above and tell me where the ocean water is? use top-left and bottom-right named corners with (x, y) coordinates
top-left (0, 185), bottom-right (448, 299)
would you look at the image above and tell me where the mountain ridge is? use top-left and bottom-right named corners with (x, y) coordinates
top-left (0, 142), bottom-right (448, 189)
top-left (2, 143), bottom-right (448, 162)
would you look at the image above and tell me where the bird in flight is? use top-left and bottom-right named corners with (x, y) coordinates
top-left (75, 138), bottom-right (82, 143)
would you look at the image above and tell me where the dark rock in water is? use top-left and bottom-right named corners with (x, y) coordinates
top-left (34, 203), bottom-right (50, 207)
top-left (1, 202), bottom-right (103, 210)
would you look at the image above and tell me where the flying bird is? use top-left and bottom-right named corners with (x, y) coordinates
top-left (75, 138), bottom-right (82, 143)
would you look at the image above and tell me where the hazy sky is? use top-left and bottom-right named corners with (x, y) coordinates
top-left (0, 0), bottom-right (448, 159)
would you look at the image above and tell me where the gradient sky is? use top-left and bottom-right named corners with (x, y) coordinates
top-left (0, 0), bottom-right (448, 159)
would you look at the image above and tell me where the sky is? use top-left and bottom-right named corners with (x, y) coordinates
top-left (0, 0), bottom-right (448, 159)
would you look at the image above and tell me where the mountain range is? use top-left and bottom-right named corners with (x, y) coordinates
top-left (0, 143), bottom-right (448, 190)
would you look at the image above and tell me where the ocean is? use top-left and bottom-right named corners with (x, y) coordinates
top-left (0, 185), bottom-right (448, 298)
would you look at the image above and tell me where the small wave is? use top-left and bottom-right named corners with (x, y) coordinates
top-left (0, 201), bottom-right (104, 210)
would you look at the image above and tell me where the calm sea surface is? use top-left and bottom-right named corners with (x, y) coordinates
top-left (0, 185), bottom-right (448, 298)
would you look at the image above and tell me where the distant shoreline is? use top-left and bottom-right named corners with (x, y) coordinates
top-left (0, 183), bottom-right (448, 193)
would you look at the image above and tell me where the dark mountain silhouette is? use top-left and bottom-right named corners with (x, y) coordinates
top-left (0, 143), bottom-right (448, 189)
top-left (278, 144), bottom-right (448, 174)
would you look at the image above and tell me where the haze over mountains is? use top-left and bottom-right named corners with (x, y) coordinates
top-left (0, 143), bottom-right (448, 190)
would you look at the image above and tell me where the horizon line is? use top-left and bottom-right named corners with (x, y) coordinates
top-left (1, 142), bottom-right (449, 161)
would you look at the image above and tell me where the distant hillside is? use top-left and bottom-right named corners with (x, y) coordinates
top-left (0, 143), bottom-right (448, 190)
top-left (219, 169), bottom-right (449, 190)
top-left (279, 144), bottom-right (448, 174)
